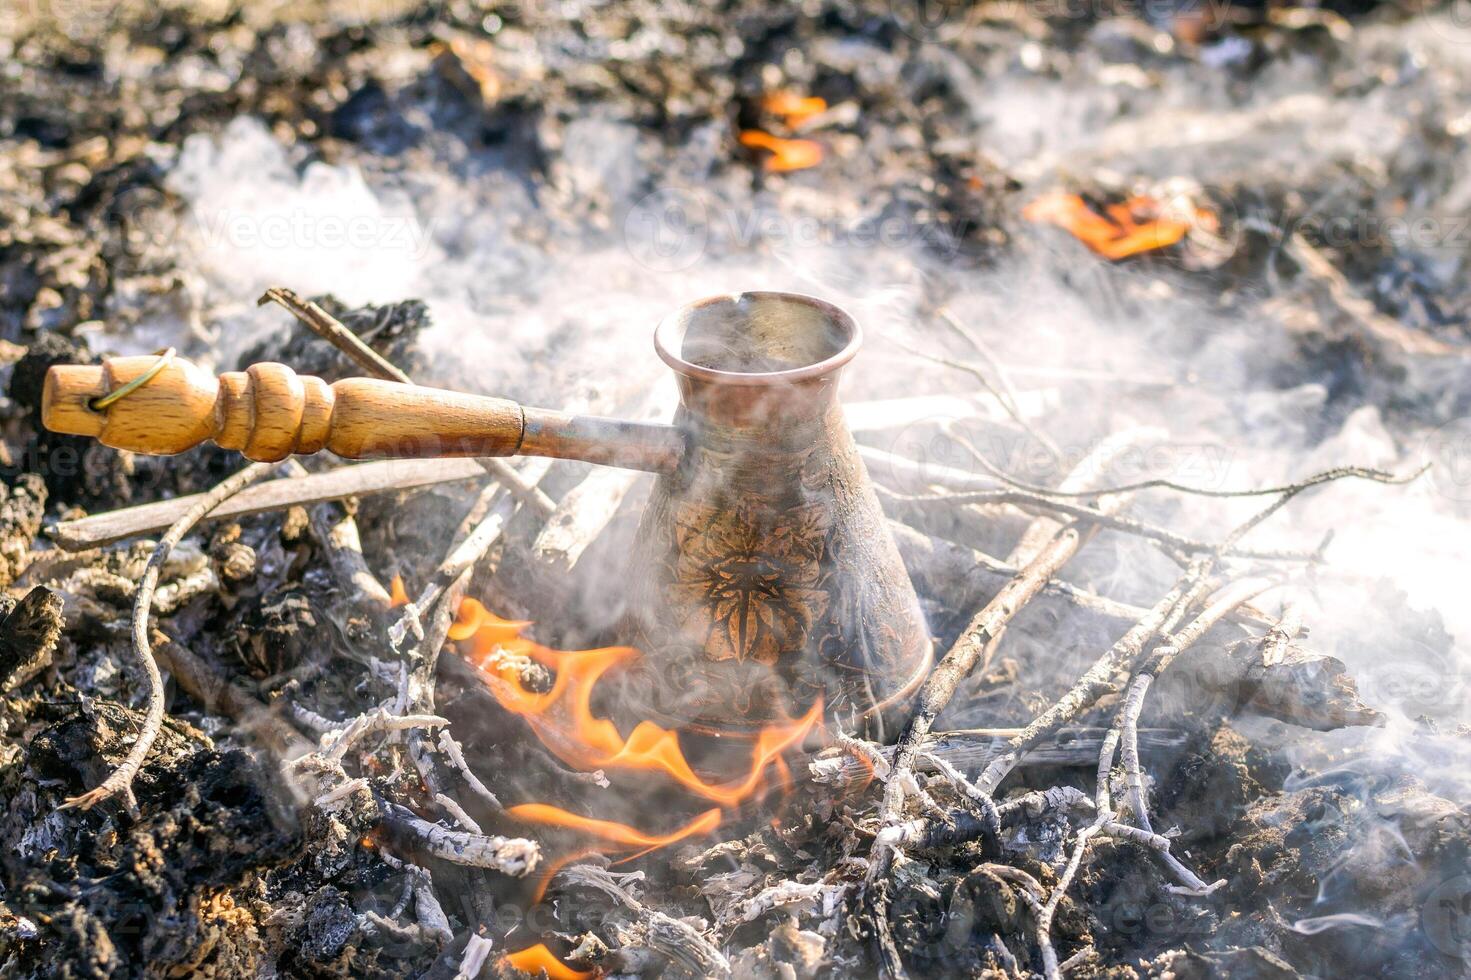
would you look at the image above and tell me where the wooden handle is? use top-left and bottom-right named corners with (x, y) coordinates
top-left (42, 356), bottom-right (526, 462)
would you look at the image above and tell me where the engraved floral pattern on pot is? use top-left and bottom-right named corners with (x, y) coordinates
top-left (668, 498), bottom-right (832, 665)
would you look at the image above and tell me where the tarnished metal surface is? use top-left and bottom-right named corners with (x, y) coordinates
top-left (619, 293), bottom-right (932, 734)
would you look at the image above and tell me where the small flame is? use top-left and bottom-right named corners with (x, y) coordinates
top-left (1022, 190), bottom-right (1203, 260)
top-left (525, 848), bottom-right (601, 905)
top-left (738, 130), bottom-right (823, 172)
top-left (502, 943), bottom-right (595, 980)
top-left (761, 91), bottom-right (828, 125)
top-left (448, 597), bottom-right (530, 646)
top-left (509, 803), bottom-right (722, 850)
top-left (848, 749), bottom-right (879, 795)
top-left (389, 574), bottom-right (410, 607)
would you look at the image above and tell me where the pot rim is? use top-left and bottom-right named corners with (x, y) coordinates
top-left (654, 291), bottom-right (862, 387)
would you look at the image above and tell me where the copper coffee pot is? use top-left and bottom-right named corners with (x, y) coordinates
top-left (43, 292), bottom-right (933, 733)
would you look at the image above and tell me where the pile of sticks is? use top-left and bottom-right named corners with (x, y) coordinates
top-left (38, 287), bottom-right (1410, 978)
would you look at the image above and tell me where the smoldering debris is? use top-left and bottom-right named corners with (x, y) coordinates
top-left (4, 2), bottom-right (1471, 979)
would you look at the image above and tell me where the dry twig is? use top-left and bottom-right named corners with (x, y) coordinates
top-left (48, 458), bottom-right (489, 551)
top-left (884, 327), bottom-right (1062, 464)
top-left (973, 568), bottom-right (1209, 798)
top-left (259, 286), bottom-right (413, 383)
top-left (60, 461), bottom-right (275, 812)
top-left (382, 801), bottom-right (540, 875)
top-left (865, 431), bottom-right (1162, 978)
top-left (865, 522), bottom-right (1084, 974)
top-left (882, 484), bottom-right (1321, 562)
top-left (948, 424), bottom-right (1426, 503)
top-left (1116, 577), bottom-right (1277, 831)
top-left (807, 728), bottom-right (1184, 789)
top-left (554, 864), bottom-right (732, 977)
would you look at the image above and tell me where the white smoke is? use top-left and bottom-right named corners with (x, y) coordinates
top-left (156, 12), bottom-right (1471, 753)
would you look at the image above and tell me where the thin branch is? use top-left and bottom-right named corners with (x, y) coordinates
top-left (434, 793), bottom-right (483, 834)
top-left (1117, 577), bottom-right (1277, 831)
top-left (879, 484), bottom-right (1321, 562)
top-left (865, 523), bottom-right (1085, 978)
top-left (259, 286), bottom-right (412, 383)
top-left (1259, 601), bottom-right (1301, 668)
top-left (933, 306), bottom-right (1039, 444)
top-left (553, 864), bottom-right (732, 977)
top-left (437, 730), bottom-right (504, 812)
top-left (865, 431), bottom-right (1159, 979)
top-left (1101, 822), bottom-right (1223, 896)
top-left (883, 329), bottom-right (1062, 463)
top-left (387, 469), bottom-right (548, 652)
top-left (318, 708), bottom-right (448, 763)
top-left (874, 524), bottom-right (1083, 829)
top-left (1037, 814), bottom-right (1109, 980)
top-left (947, 423), bottom-right (1426, 501)
top-left (806, 728), bottom-right (1185, 790)
top-left (973, 563), bottom-right (1212, 798)
top-left (381, 801), bottom-right (540, 876)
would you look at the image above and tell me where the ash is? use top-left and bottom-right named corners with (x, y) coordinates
top-left (2, 2), bottom-right (1471, 978)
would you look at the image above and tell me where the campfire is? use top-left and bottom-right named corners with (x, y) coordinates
top-left (3, 3), bottom-right (1471, 980)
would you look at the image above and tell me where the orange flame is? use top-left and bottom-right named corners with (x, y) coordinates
top-left (502, 943), bottom-right (595, 980)
top-left (509, 804), bottom-right (721, 850)
top-left (762, 91), bottom-right (827, 125)
top-left (738, 130), bottom-right (823, 172)
top-left (448, 597), bottom-right (530, 646)
top-left (452, 600), bottom-right (822, 958)
top-left (457, 611), bottom-right (823, 806)
top-left (389, 574), bottom-right (410, 607)
top-left (1022, 191), bottom-right (1200, 260)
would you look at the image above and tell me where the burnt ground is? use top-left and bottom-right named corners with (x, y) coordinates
top-left (2, 1), bottom-right (1471, 978)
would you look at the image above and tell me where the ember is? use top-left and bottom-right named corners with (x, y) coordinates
top-left (1022, 190), bottom-right (1208, 260)
top-left (761, 91), bottom-right (828, 125)
top-left (738, 130), bottom-right (824, 172)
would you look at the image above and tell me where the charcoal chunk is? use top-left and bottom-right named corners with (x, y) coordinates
top-left (0, 586), bottom-right (63, 692)
top-left (304, 886), bottom-right (359, 962)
